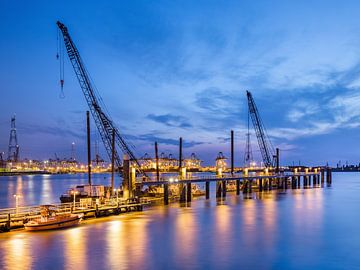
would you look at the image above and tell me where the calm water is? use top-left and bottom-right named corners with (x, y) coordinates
top-left (0, 172), bottom-right (359, 269)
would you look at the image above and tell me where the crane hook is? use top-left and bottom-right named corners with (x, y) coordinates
top-left (59, 79), bottom-right (65, 99)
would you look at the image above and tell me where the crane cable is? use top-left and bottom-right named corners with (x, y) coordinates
top-left (57, 29), bottom-right (65, 99)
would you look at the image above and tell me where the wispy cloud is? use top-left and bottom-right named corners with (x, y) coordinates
top-left (20, 124), bottom-right (84, 140)
top-left (147, 113), bottom-right (192, 128)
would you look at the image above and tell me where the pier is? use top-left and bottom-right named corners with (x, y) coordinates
top-left (0, 197), bottom-right (151, 232)
top-left (135, 167), bottom-right (332, 205)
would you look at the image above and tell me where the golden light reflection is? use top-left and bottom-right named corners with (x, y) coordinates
top-left (106, 216), bottom-right (148, 269)
top-left (2, 235), bottom-right (32, 270)
top-left (243, 200), bottom-right (256, 228)
top-left (64, 227), bottom-right (87, 270)
top-left (212, 205), bottom-right (231, 258)
top-left (174, 209), bottom-right (198, 261)
top-left (293, 188), bottom-right (324, 229)
top-left (262, 197), bottom-right (276, 234)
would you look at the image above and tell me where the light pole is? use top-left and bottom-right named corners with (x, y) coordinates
top-left (114, 188), bottom-right (120, 204)
top-left (71, 190), bottom-right (79, 209)
top-left (13, 194), bottom-right (21, 215)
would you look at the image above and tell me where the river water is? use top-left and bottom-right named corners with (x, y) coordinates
top-left (0, 172), bottom-right (359, 269)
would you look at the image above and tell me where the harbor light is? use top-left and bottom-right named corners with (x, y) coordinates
top-left (13, 194), bottom-right (21, 215)
top-left (71, 190), bottom-right (79, 208)
top-left (114, 188), bottom-right (121, 203)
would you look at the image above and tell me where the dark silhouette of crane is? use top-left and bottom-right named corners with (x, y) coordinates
top-left (246, 91), bottom-right (276, 167)
top-left (8, 115), bottom-right (19, 162)
top-left (56, 21), bottom-right (146, 177)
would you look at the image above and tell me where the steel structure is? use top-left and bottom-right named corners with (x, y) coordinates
top-left (244, 111), bottom-right (253, 167)
top-left (246, 91), bottom-right (275, 167)
top-left (57, 21), bottom-right (146, 177)
top-left (7, 115), bottom-right (19, 162)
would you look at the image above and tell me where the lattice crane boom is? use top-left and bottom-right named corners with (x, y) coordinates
top-left (246, 91), bottom-right (275, 167)
top-left (56, 21), bottom-right (145, 176)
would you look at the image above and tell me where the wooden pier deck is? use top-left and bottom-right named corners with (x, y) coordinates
top-left (0, 198), bottom-right (151, 232)
top-left (135, 168), bottom-right (332, 205)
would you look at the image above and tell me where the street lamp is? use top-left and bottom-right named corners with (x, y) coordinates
top-left (114, 188), bottom-right (120, 204)
top-left (71, 190), bottom-right (79, 208)
top-left (13, 194), bottom-right (21, 215)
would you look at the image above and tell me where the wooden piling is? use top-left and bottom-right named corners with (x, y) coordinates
top-left (312, 174), bottom-right (316, 187)
top-left (276, 148), bottom-right (280, 173)
top-left (222, 181), bottom-right (226, 197)
top-left (243, 180), bottom-right (248, 194)
top-left (164, 183), bottom-right (169, 205)
top-left (236, 180), bottom-right (240, 195)
top-left (206, 181), bottom-right (210, 199)
top-left (231, 130), bottom-right (234, 174)
top-left (155, 142), bottom-right (160, 182)
top-left (187, 183), bottom-right (192, 202)
top-left (216, 182), bottom-right (222, 198)
top-left (179, 137), bottom-right (182, 170)
top-left (110, 129), bottom-right (115, 194)
top-left (180, 184), bottom-right (186, 203)
top-left (86, 111), bottom-right (92, 187)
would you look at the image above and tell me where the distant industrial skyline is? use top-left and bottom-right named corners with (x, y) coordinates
top-left (1, 0), bottom-right (360, 166)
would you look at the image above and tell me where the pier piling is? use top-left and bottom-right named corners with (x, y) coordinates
top-left (206, 181), bottom-right (210, 199)
top-left (222, 181), bottom-right (226, 197)
top-left (86, 111), bottom-right (92, 187)
top-left (187, 183), bottom-right (192, 202)
top-left (216, 182), bottom-right (222, 198)
top-left (164, 184), bottom-right (169, 205)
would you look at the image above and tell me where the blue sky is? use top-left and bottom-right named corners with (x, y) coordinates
top-left (1, 0), bottom-right (360, 166)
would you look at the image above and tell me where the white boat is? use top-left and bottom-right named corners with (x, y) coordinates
top-left (24, 205), bottom-right (83, 231)
top-left (60, 184), bottom-right (110, 203)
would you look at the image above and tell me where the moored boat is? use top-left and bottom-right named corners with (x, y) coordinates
top-left (60, 184), bottom-right (112, 203)
top-left (24, 205), bottom-right (83, 231)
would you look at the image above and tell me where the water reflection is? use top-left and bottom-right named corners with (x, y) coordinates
top-left (0, 173), bottom-right (354, 270)
top-left (105, 216), bottom-right (149, 269)
top-left (64, 227), bottom-right (87, 270)
top-left (2, 235), bottom-right (32, 270)
top-left (174, 208), bottom-right (198, 263)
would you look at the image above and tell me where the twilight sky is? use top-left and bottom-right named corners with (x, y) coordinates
top-left (1, 0), bottom-right (360, 166)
